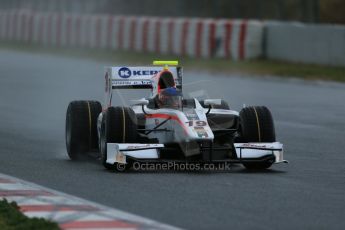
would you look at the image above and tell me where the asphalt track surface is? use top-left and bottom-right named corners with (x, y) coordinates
top-left (0, 49), bottom-right (344, 230)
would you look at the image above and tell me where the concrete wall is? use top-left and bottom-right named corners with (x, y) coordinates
top-left (0, 10), bottom-right (264, 60)
top-left (1, 9), bottom-right (344, 66)
top-left (265, 21), bottom-right (345, 67)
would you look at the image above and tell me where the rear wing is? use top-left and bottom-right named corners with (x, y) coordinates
top-left (105, 66), bottom-right (183, 90)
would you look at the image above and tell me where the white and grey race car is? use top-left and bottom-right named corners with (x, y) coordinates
top-left (65, 61), bottom-right (287, 171)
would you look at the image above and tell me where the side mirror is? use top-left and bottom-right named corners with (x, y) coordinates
top-left (131, 99), bottom-right (149, 115)
top-left (204, 99), bottom-right (222, 115)
top-left (131, 99), bottom-right (149, 106)
top-left (204, 99), bottom-right (222, 107)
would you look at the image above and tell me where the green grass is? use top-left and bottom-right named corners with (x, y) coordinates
top-left (1, 42), bottom-right (344, 82)
top-left (0, 199), bottom-right (60, 230)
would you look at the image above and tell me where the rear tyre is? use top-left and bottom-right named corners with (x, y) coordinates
top-left (65, 100), bottom-right (102, 160)
top-left (239, 106), bottom-right (276, 170)
top-left (100, 107), bottom-right (137, 171)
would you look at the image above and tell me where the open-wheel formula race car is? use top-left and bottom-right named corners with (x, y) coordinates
top-left (65, 61), bottom-right (287, 171)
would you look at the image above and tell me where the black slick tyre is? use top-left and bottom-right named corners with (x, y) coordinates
top-left (100, 107), bottom-right (137, 171)
top-left (239, 106), bottom-right (276, 170)
top-left (65, 100), bottom-right (102, 160)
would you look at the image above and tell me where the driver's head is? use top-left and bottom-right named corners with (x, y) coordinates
top-left (158, 87), bottom-right (182, 108)
top-left (158, 71), bottom-right (175, 90)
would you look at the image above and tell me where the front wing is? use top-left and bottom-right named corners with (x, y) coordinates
top-left (106, 142), bottom-right (287, 165)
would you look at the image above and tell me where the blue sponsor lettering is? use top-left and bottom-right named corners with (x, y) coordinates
top-left (118, 68), bottom-right (159, 78)
top-left (118, 67), bottom-right (131, 78)
top-left (133, 70), bottom-right (159, 76)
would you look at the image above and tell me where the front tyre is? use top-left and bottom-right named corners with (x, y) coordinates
top-left (239, 106), bottom-right (276, 170)
top-left (100, 107), bottom-right (137, 171)
top-left (65, 100), bottom-right (102, 160)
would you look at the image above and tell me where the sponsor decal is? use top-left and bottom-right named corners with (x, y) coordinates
top-left (118, 67), bottom-right (159, 79)
top-left (240, 143), bottom-right (268, 148)
top-left (125, 144), bottom-right (161, 150)
top-left (127, 144), bottom-right (150, 150)
top-left (186, 113), bottom-right (199, 120)
top-left (118, 67), bottom-right (132, 78)
top-left (194, 127), bottom-right (209, 138)
top-left (112, 80), bottom-right (152, 86)
top-left (132, 70), bottom-right (159, 76)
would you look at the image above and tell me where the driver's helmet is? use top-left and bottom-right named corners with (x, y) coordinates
top-left (158, 87), bottom-right (182, 108)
